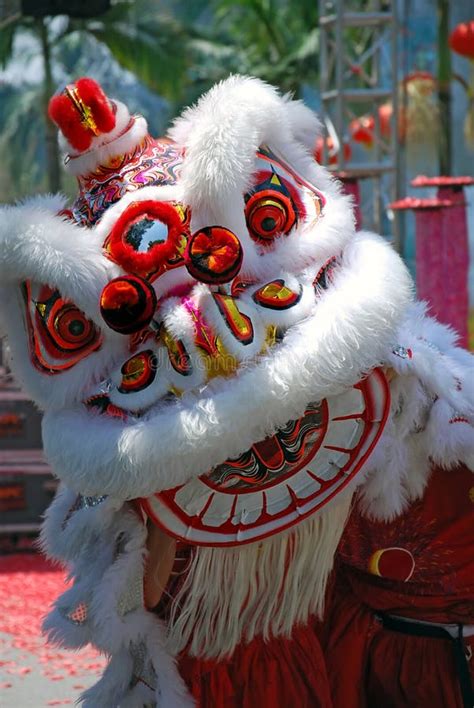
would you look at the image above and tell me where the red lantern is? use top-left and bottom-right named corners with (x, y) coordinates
top-left (449, 21), bottom-right (474, 59)
top-left (349, 115), bottom-right (374, 147)
top-left (378, 102), bottom-right (392, 139)
top-left (314, 136), bottom-right (352, 165)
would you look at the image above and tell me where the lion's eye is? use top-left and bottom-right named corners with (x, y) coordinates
top-left (23, 282), bottom-right (101, 374)
top-left (246, 193), bottom-right (296, 242)
top-left (244, 170), bottom-right (302, 244)
top-left (53, 305), bottom-right (96, 349)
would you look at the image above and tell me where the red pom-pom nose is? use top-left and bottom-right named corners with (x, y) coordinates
top-left (185, 227), bottom-right (243, 285)
top-left (100, 275), bottom-right (157, 334)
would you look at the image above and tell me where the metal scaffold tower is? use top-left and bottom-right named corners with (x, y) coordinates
top-left (318, 0), bottom-right (400, 237)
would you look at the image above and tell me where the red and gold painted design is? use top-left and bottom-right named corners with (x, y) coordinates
top-left (140, 368), bottom-right (390, 546)
top-left (23, 282), bottom-right (101, 374)
top-left (161, 327), bottom-right (192, 377)
top-left (252, 280), bottom-right (302, 310)
top-left (118, 350), bottom-right (158, 394)
top-left (212, 293), bottom-right (254, 345)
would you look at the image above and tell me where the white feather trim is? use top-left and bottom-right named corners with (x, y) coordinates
top-left (360, 304), bottom-right (474, 521)
top-left (42, 491), bottom-right (193, 707)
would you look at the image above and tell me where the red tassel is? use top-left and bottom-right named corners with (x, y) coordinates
top-left (48, 77), bottom-right (116, 152)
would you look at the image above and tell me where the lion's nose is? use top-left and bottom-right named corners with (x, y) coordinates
top-left (100, 275), bottom-right (157, 334)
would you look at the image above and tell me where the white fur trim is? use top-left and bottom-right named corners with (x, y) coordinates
top-left (39, 484), bottom-right (123, 562)
top-left (283, 94), bottom-right (322, 149)
top-left (43, 232), bottom-right (412, 498)
top-left (0, 198), bottom-right (119, 318)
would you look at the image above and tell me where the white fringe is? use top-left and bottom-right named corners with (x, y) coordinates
top-left (166, 494), bottom-right (352, 659)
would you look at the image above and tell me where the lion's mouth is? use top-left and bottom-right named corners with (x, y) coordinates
top-left (84, 260), bottom-right (338, 421)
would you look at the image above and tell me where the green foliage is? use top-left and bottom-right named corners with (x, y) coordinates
top-left (0, 20), bottom-right (18, 69)
top-left (84, 0), bottom-right (192, 101)
top-left (200, 0), bottom-right (320, 96)
top-left (0, 0), bottom-right (325, 201)
top-left (0, 84), bottom-right (48, 200)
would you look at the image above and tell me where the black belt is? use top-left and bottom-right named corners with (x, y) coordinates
top-left (376, 612), bottom-right (473, 708)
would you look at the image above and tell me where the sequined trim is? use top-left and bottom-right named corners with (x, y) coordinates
top-left (61, 494), bottom-right (108, 529)
top-left (392, 345), bottom-right (413, 360)
top-left (60, 601), bottom-right (89, 626)
top-left (117, 574), bottom-right (143, 616)
top-left (130, 641), bottom-right (157, 695)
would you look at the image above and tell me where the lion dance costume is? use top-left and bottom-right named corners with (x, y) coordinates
top-left (0, 77), bottom-right (472, 707)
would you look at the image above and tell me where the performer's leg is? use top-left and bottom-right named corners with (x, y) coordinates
top-left (143, 520), bottom-right (176, 609)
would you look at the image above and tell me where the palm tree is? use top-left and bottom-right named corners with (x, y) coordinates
top-left (209, 0), bottom-right (319, 97)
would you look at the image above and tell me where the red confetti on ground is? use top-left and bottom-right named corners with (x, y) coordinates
top-left (0, 554), bottom-right (105, 682)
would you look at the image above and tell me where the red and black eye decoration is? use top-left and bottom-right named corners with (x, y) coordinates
top-left (185, 226), bottom-right (243, 285)
top-left (24, 282), bottom-right (101, 374)
top-left (244, 170), bottom-right (304, 245)
top-left (118, 350), bottom-right (158, 393)
top-left (100, 275), bottom-right (157, 335)
top-left (103, 200), bottom-right (190, 280)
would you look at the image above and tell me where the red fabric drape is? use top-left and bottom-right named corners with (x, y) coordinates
top-left (324, 464), bottom-right (474, 708)
top-left (179, 621), bottom-right (332, 708)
